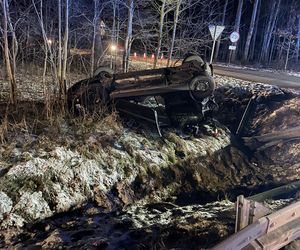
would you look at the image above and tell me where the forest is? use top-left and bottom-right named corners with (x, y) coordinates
top-left (0, 0), bottom-right (300, 105)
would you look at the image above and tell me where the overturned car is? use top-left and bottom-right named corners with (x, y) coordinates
top-left (67, 54), bottom-right (217, 135)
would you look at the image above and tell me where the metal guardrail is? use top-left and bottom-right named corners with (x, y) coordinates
top-left (212, 181), bottom-right (300, 250)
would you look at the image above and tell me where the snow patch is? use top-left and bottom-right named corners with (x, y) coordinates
top-left (0, 192), bottom-right (13, 221)
top-left (14, 192), bottom-right (53, 221)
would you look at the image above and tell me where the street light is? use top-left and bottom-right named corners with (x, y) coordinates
top-left (111, 44), bottom-right (117, 52)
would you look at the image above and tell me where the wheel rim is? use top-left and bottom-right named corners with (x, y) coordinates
top-left (189, 76), bottom-right (214, 101)
top-left (193, 79), bottom-right (210, 92)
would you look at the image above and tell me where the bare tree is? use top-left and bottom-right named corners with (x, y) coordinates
top-left (62, 0), bottom-right (69, 98)
top-left (90, 0), bottom-right (103, 76)
top-left (1, 0), bottom-right (17, 104)
top-left (167, 0), bottom-right (182, 66)
top-left (296, 15), bottom-right (300, 62)
top-left (58, 0), bottom-right (62, 83)
top-left (153, 0), bottom-right (166, 68)
top-left (231, 0), bottom-right (243, 62)
top-left (56, 0), bottom-right (69, 102)
top-left (249, 0), bottom-right (261, 61)
top-left (243, 0), bottom-right (260, 62)
top-left (106, 0), bottom-right (119, 70)
top-left (32, 0), bottom-right (61, 116)
top-left (260, 0), bottom-right (281, 63)
top-left (214, 0), bottom-right (228, 61)
top-left (284, 34), bottom-right (293, 70)
top-left (123, 0), bottom-right (134, 72)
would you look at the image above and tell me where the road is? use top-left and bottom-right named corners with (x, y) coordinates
top-left (131, 56), bottom-right (300, 89)
top-left (214, 65), bottom-right (300, 89)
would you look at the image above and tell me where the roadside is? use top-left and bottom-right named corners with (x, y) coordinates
top-left (214, 65), bottom-right (300, 89)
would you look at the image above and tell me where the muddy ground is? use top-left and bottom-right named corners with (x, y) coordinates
top-left (0, 71), bottom-right (300, 249)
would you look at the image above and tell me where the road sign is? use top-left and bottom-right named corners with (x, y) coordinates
top-left (230, 32), bottom-right (240, 43)
top-left (209, 25), bottom-right (225, 64)
top-left (209, 25), bottom-right (225, 41)
top-left (229, 45), bottom-right (237, 50)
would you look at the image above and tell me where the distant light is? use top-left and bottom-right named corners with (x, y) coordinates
top-left (111, 44), bottom-right (117, 51)
top-left (143, 53), bottom-right (146, 58)
top-left (47, 39), bottom-right (53, 45)
top-left (151, 54), bottom-right (155, 59)
top-left (161, 53), bottom-right (164, 59)
top-left (134, 52), bottom-right (137, 57)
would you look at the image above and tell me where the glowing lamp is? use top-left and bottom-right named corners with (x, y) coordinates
top-left (111, 44), bottom-right (117, 51)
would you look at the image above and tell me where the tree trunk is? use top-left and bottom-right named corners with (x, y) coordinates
top-left (260, 0), bottom-right (281, 63)
top-left (110, 0), bottom-right (117, 70)
top-left (32, 0), bottom-right (58, 87)
top-left (154, 0), bottom-right (166, 69)
top-left (57, 0), bottom-right (63, 99)
top-left (249, 0), bottom-right (261, 61)
top-left (7, 11), bottom-right (18, 85)
top-left (243, 0), bottom-right (260, 62)
top-left (39, 0), bottom-right (47, 88)
top-left (58, 0), bottom-right (62, 84)
top-left (266, 0), bottom-right (281, 61)
top-left (260, 1), bottom-right (276, 63)
top-left (95, 18), bottom-right (103, 66)
top-left (268, 34), bottom-right (276, 65)
top-left (62, 0), bottom-right (69, 100)
top-left (91, 29), bottom-right (96, 76)
top-left (231, 0), bottom-right (243, 62)
top-left (1, 0), bottom-right (17, 104)
top-left (296, 17), bottom-right (300, 62)
top-left (91, 0), bottom-right (100, 76)
top-left (123, 0), bottom-right (134, 73)
top-left (285, 35), bottom-right (292, 70)
top-left (278, 36), bottom-right (286, 62)
top-left (116, 3), bottom-right (120, 68)
top-left (214, 0), bottom-right (228, 61)
top-left (167, 0), bottom-right (181, 66)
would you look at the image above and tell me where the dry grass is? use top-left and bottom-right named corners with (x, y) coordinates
top-left (0, 114), bottom-right (9, 144)
top-left (0, 100), bottom-right (123, 163)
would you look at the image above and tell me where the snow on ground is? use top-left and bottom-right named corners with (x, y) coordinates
top-left (0, 68), bottom-right (86, 102)
top-left (0, 115), bottom-right (232, 228)
top-left (287, 71), bottom-right (300, 77)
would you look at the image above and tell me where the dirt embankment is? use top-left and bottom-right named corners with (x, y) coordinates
top-left (0, 76), bottom-right (300, 249)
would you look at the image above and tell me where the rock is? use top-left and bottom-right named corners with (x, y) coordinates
top-left (0, 213), bottom-right (25, 228)
top-left (0, 192), bottom-right (12, 221)
top-left (115, 182), bottom-right (135, 205)
top-left (93, 186), bottom-right (113, 210)
top-left (40, 229), bottom-right (64, 248)
top-left (14, 192), bottom-right (52, 222)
